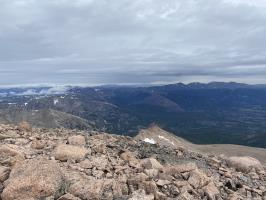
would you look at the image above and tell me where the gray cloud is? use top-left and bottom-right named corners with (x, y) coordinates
top-left (0, 0), bottom-right (266, 86)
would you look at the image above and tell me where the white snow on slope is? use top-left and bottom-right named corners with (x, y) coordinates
top-left (54, 99), bottom-right (59, 105)
top-left (143, 138), bottom-right (156, 144)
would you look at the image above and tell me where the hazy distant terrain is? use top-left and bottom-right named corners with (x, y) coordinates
top-left (1, 82), bottom-right (266, 148)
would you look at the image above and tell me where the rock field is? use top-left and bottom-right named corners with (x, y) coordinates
top-left (0, 123), bottom-right (265, 200)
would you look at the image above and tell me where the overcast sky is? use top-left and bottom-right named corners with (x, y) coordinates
top-left (0, 0), bottom-right (266, 86)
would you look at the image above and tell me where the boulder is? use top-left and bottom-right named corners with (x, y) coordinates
top-left (68, 179), bottom-right (112, 200)
top-left (0, 144), bottom-right (25, 166)
top-left (144, 169), bottom-right (159, 178)
top-left (120, 150), bottom-right (140, 168)
top-left (227, 156), bottom-right (264, 173)
top-left (0, 166), bottom-right (10, 182)
top-left (31, 139), bottom-right (47, 149)
top-left (18, 121), bottom-right (32, 131)
top-left (1, 159), bottom-right (65, 200)
top-left (90, 155), bottom-right (109, 170)
top-left (79, 159), bottom-right (93, 169)
top-left (164, 162), bottom-right (197, 175)
top-left (140, 158), bottom-right (163, 170)
top-left (68, 135), bottom-right (86, 146)
top-left (178, 191), bottom-right (195, 200)
top-left (93, 144), bottom-right (107, 154)
top-left (188, 169), bottom-right (210, 189)
top-left (54, 144), bottom-right (89, 162)
top-left (0, 130), bottom-right (19, 140)
top-left (58, 193), bottom-right (81, 200)
top-left (129, 189), bottom-right (154, 200)
top-left (203, 182), bottom-right (220, 200)
top-left (156, 179), bottom-right (171, 186)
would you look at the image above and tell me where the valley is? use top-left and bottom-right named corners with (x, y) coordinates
top-left (1, 82), bottom-right (266, 148)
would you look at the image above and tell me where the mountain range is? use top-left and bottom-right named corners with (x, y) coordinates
top-left (1, 82), bottom-right (266, 148)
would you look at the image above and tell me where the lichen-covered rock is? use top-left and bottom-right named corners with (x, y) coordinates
top-left (1, 159), bottom-right (65, 200)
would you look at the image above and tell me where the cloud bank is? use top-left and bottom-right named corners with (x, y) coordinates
top-left (0, 0), bottom-right (266, 85)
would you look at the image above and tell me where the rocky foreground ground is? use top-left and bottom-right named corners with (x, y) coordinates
top-left (0, 123), bottom-right (266, 200)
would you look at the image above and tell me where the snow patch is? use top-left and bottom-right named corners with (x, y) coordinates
top-left (54, 99), bottom-right (59, 105)
top-left (143, 138), bottom-right (156, 144)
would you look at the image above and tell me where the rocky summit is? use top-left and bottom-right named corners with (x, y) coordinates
top-left (0, 124), bottom-right (266, 200)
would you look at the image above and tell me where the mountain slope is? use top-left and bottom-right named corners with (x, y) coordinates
top-left (0, 108), bottom-right (93, 130)
top-left (135, 125), bottom-right (266, 165)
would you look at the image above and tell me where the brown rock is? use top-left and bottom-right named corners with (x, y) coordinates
top-left (112, 180), bottom-right (124, 198)
top-left (54, 144), bottom-right (89, 162)
top-left (129, 189), bottom-right (154, 200)
top-left (142, 180), bottom-right (158, 194)
top-left (203, 182), bottom-right (220, 200)
top-left (208, 157), bottom-right (221, 169)
top-left (68, 179), bottom-right (109, 200)
top-left (120, 150), bottom-right (140, 168)
top-left (178, 191), bottom-right (195, 200)
top-left (1, 159), bottom-right (65, 200)
top-left (31, 139), bottom-right (47, 149)
top-left (58, 193), bottom-right (81, 200)
top-left (0, 166), bottom-right (10, 182)
top-left (188, 169), bottom-right (210, 189)
top-left (155, 191), bottom-right (168, 200)
top-left (156, 179), bottom-right (171, 186)
top-left (140, 158), bottom-right (163, 170)
top-left (93, 143), bottom-right (106, 154)
top-left (164, 162), bottom-right (197, 175)
top-left (227, 156), bottom-right (264, 173)
top-left (144, 169), bottom-right (159, 178)
top-left (90, 155), bottom-right (108, 170)
top-left (128, 173), bottom-right (149, 190)
top-left (79, 159), bottom-right (93, 169)
top-left (68, 135), bottom-right (86, 146)
top-left (174, 180), bottom-right (189, 188)
top-left (18, 121), bottom-right (32, 131)
top-left (0, 130), bottom-right (19, 140)
top-left (0, 144), bottom-right (25, 166)
top-left (14, 138), bottom-right (29, 145)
